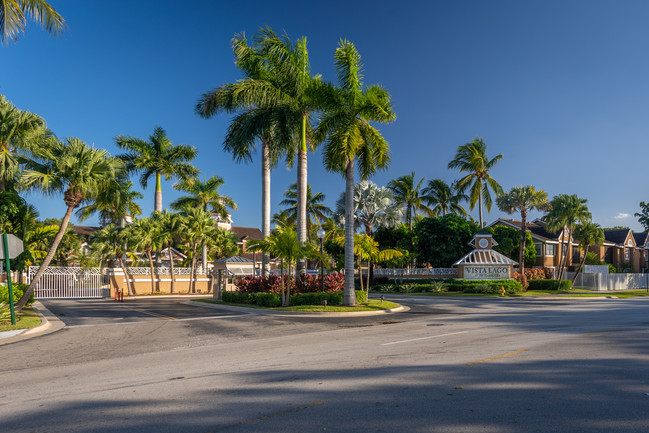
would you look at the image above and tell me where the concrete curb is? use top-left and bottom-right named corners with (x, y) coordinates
top-left (185, 299), bottom-right (409, 317)
top-left (0, 301), bottom-right (65, 346)
top-left (120, 294), bottom-right (209, 300)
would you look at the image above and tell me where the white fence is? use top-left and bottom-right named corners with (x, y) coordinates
top-left (28, 266), bottom-right (109, 299)
top-left (567, 272), bottom-right (649, 291)
top-left (373, 268), bottom-right (458, 277)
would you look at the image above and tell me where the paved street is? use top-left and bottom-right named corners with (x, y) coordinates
top-left (1, 296), bottom-right (648, 432)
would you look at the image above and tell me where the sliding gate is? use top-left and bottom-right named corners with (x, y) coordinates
top-left (28, 266), bottom-right (109, 299)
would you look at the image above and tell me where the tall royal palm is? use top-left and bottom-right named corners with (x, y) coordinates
top-left (388, 172), bottom-right (431, 230)
top-left (496, 185), bottom-right (551, 276)
top-left (422, 179), bottom-right (468, 217)
top-left (316, 40), bottom-right (395, 306)
top-left (0, 0), bottom-right (65, 44)
top-left (0, 95), bottom-right (50, 191)
top-left (195, 30), bottom-right (293, 277)
top-left (15, 138), bottom-right (123, 310)
top-left (448, 138), bottom-right (503, 228)
top-left (115, 126), bottom-right (198, 213)
top-left (545, 194), bottom-right (591, 282)
top-left (279, 182), bottom-right (331, 241)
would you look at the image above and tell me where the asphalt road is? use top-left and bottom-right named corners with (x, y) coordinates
top-left (1, 295), bottom-right (648, 432)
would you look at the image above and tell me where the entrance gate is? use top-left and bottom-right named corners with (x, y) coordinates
top-left (28, 266), bottom-right (109, 299)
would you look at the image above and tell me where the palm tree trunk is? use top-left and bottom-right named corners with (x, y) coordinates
top-left (155, 172), bottom-right (162, 213)
top-left (285, 256), bottom-right (292, 307)
top-left (366, 260), bottom-right (371, 302)
top-left (190, 244), bottom-right (198, 293)
top-left (15, 205), bottom-right (75, 311)
top-left (146, 250), bottom-right (155, 293)
top-left (201, 243), bottom-right (208, 274)
top-left (478, 188), bottom-right (484, 228)
top-left (519, 209), bottom-right (527, 275)
top-left (261, 140), bottom-right (271, 277)
top-left (169, 247), bottom-right (176, 294)
top-left (571, 243), bottom-right (589, 289)
top-left (280, 258), bottom-right (285, 305)
top-left (296, 130), bottom-right (308, 275)
top-left (117, 256), bottom-right (135, 296)
top-left (343, 159), bottom-right (356, 306)
top-left (358, 258), bottom-right (364, 293)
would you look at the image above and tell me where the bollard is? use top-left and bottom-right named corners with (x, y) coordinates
top-left (380, 295), bottom-right (385, 304)
top-left (322, 299), bottom-right (327, 309)
top-left (120, 289), bottom-right (124, 302)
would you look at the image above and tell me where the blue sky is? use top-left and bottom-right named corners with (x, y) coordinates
top-left (2, 0), bottom-right (648, 231)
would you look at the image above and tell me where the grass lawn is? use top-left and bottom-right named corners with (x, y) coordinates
top-left (194, 298), bottom-right (400, 312)
top-left (0, 308), bottom-right (41, 332)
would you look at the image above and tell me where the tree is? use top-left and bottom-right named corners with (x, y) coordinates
top-left (335, 180), bottom-right (403, 237)
top-left (388, 172), bottom-right (431, 230)
top-left (349, 233), bottom-right (401, 298)
top-left (488, 225), bottom-right (536, 267)
top-left (15, 137), bottom-right (123, 311)
top-left (279, 183), bottom-right (331, 242)
top-left (422, 179), bottom-right (468, 217)
top-left (171, 175), bottom-right (237, 272)
top-left (635, 202), bottom-right (649, 232)
top-left (76, 175), bottom-right (142, 226)
top-left (448, 138), bottom-right (503, 228)
top-left (496, 185), bottom-right (550, 277)
top-left (0, 95), bottom-right (51, 191)
top-left (151, 211), bottom-right (181, 293)
top-left (545, 194), bottom-right (591, 282)
top-left (415, 215), bottom-right (479, 267)
top-left (571, 221), bottom-right (605, 288)
top-left (125, 217), bottom-right (160, 293)
top-left (115, 126), bottom-right (198, 213)
top-left (91, 224), bottom-right (136, 295)
top-left (0, 0), bottom-right (65, 44)
top-left (316, 40), bottom-right (395, 305)
top-left (178, 208), bottom-right (218, 293)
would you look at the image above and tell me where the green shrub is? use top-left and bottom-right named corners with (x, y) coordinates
top-left (290, 291), bottom-right (342, 306)
top-left (0, 302), bottom-right (10, 323)
top-left (457, 280), bottom-right (523, 295)
top-left (0, 283), bottom-right (33, 307)
top-left (428, 281), bottom-right (447, 293)
top-left (355, 290), bottom-right (367, 304)
top-left (527, 279), bottom-right (572, 291)
top-left (223, 290), bottom-right (366, 307)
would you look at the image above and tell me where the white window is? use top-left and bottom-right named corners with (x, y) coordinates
top-left (545, 244), bottom-right (556, 256)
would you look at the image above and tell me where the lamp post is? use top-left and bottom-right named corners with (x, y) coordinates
top-left (317, 227), bottom-right (326, 292)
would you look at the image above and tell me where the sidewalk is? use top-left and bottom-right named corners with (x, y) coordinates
top-left (0, 301), bottom-right (65, 346)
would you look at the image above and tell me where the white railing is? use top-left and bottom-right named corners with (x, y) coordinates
top-left (567, 272), bottom-right (649, 291)
top-left (121, 267), bottom-right (202, 276)
top-left (373, 268), bottom-right (458, 276)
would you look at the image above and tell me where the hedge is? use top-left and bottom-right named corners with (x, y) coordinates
top-left (222, 290), bottom-right (366, 307)
top-left (371, 279), bottom-right (523, 295)
top-left (527, 279), bottom-right (572, 291)
top-left (0, 283), bottom-right (34, 307)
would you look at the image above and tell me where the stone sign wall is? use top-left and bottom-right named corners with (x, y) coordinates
top-left (462, 266), bottom-right (510, 280)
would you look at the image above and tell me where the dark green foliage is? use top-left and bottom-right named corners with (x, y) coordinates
top-left (527, 279), bottom-right (572, 291)
top-left (222, 291), bottom-right (282, 307)
top-left (635, 202), bottom-right (649, 231)
top-left (375, 224), bottom-right (415, 252)
top-left (487, 225), bottom-right (536, 266)
top-left (324, 240), bottom-right (344, 269)
top-left (222, 289), bottom-right (366, 307)
top-left (289, 291), bottom-right (343, 306)
top-left (0, 283), bottom-right (34, 307)
top-left (0, 191), bottom-right (27, 233)
top-left (449, 279), bottom-right (522, 294)
top-left (372, 278), bottom-right (522, 294)
top-left (414, 215), bottom-right (479, 267)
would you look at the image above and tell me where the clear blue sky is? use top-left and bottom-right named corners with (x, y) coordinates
top-left (2, 0), bottom-right (648, 231)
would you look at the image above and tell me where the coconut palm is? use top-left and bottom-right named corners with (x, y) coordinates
top-left (178, 208), bottom-right (218, 293)
top-left (279, 183), bottom-right (331, 242)
top-left (422, 179), bottom-right (468, 217)
top-left (0, 95), bottom-right (51, 191)
top-left (195, 31), bottom-right (293, 278)
top-left (316, 40), bottom-right (395, 305)
top-left (76, 175), bottom-right (142, 227)
top-left (387, 172), bottom-right (431, 229)
top-left (151, 210), bottom-right (181, 293)
top-left (496, 186), bottom-right (551, 276)
top-left (571, 221), bottom-right (605, 288)
top-left (272, 209), bottom-right (296, 230)
top-left (115, 126), bottom-right (198, 213)
top-left (0, 0), bottom-right (65, 44)
top-left (351, 233), bottom-right (401, 299)
top-left (448, 138), bottom-right (503, 228)
top-left (91, 224), bottom-right (136, 295)
top-left (15, 137), bottom-right (123, 311)
top-left (125, 217), bottom-right (160, 293)
top-left (545, 194), bottom-right (592, 282)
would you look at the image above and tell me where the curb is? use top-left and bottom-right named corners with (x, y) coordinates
top-left (0, 301), bottom-right (65, 346)
top-left (119, 294), bottom-right (209, 300)
top-left (185, 299), bottom-right (409, 317)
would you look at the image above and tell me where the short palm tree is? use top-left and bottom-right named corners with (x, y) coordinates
top-left (448, 138), bottom-right (503, 228)
top-left (151, 210), bottom-right (181, 293)
top-left (422, 179), bottom-right (468, 217)
top-left (571, 221), bottom-right (605, 288)
top-left (316, 40), bottom-right (395, 305)
top-left (279, 183), bottom-right (332, 242)
top-left (545, 194), bottom-right (592, 282)
top-left (92, 224), bottom-right (136, 295)
top-left (387, 172), bottom-right (431, 229)
top-left (496, 186), bottom-right (551, 276)
top-left (15, 137), bottom-right (123, 310)
top-left (178, 208), bottom-right (218, 293)
top-left (76, 175), bottom-right (142, 226)
top-left (0, 0), bottom-right (65, 44)
top-left (125, 217), bottom-right (160, 293)
top-left (115, 126), bottom-right (198, 213)
top-left (351, 233), bottom-right (401, 298)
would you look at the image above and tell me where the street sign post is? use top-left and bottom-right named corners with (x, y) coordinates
top-left (1, 233), bottom-right (24, 325)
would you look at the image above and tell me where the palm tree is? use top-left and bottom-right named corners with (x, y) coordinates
top-left (334, 180), bottom-right (402, 237)
top-left (279, 183), bottom-right (331, 242)
top-left (125, 217), bottom-right (160, 293)
top-left (91, 224), bottom-right (136, 295)
top-left (76, 175), bottom-right (142, 227)
top-left (388, 172), bottom-right (431, 230)
top-left (195, 31), bottom-right (293, 278)
top-left (316, 40), bottom-right (395, 306)
top-left (571, 221), bottom-right (605, 288)
top-left (448, 138), bottom-right (503, 228)
top-left (272, 209), bottom-right (296, 230)
top-left (115, 126), bottom-right (198, 213)
top-left (0, 95), bottom-right (51, 191)
top-left (151, 210), bottom-right (181, 293)
top-left (351, 233), bottom-right (401, 299)
top-left (422, 179), bottom-right (468, 217)
top-left (178, 208), bottom-right (218, 293)
top-left (545, 194), bottom-right (592, 282)
top-left (496, 186), bottom-right (551, 276)
top-left (0, 0), bottom-right (65, 44)
top-left (171, 175), bottom-right (237, 272)
top-left (15, 137), bottom-right (123, 311)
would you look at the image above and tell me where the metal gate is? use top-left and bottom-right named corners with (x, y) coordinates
top-left (28, 266), bottom-right (109, 299)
